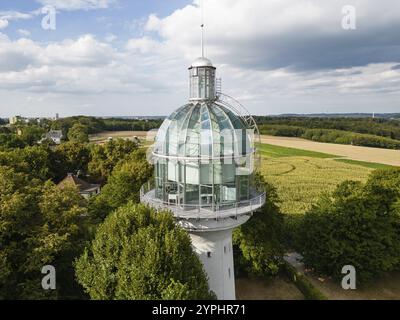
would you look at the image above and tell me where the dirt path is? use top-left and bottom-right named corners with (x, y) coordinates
top-left (261, 135), bottom-right (400, 167)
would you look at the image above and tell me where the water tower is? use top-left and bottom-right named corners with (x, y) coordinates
top-left (140, 13), bottom-right (265, 300)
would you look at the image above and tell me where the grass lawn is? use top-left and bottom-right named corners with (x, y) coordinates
top-left (333, 158), bottom-right (395, 170)
top-left (256, 143), bottom-right (336, 158)
top-left (305, 271), bottom-right (400, 300)
top-left (235, 277), bottom-right (304, 300)
top-left (258, 143), bottom-right (374, 215)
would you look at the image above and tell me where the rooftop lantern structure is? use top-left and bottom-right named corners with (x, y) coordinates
top-left (140, 4), bottom-right (265, 300)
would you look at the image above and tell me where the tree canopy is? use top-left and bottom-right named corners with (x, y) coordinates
top-left (0, 167), bottom-right (89, 299)
top-left (67, 123), bottom-right (89, 143)
top-left (88, 149), bottom-right (152, 221)
top-left (75, 203), bottom-right (214, 300)
top-left (233, 173), bottom-right (284, 277)
top-left (299, 168), bottom-right (400, 284)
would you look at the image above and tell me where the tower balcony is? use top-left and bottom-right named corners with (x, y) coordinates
top-left (140, 180), bottom-right (266, 220)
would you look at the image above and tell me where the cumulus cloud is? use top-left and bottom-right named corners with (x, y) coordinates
top-left (141, 0), bottom-right (400, 71)
top-left (1, 0), bottom-right (400, 116)
top-left (0, 19), bottom-right (8, 29)
top-left (0, 32), bottom-right (182, 98)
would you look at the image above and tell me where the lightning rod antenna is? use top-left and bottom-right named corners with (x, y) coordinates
top-left (201, 0), bottom-right (204, 57)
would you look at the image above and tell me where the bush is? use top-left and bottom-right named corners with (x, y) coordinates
top-left (282, 262), bottom-right (327, 300)
top-left (298, 168), bottom-right (400, 285)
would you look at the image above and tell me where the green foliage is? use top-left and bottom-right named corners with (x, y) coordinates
top-left (88, 138), bottom-right (139, 182)
top-left (233, 173), bottom-right (284, 277)
top-left (302, 128), bottom-right (400, 149)
top-left (89, 149), bottom-right (153, 221)
top-left (51, 116), bottom-right (162, 135)
top-left (257, 116), bottom-right (400, 140)
top-left (51, 142), bottom-right (91, 181)
top-left (0, 133), bottom-right (26, 149)
top-left (299, 168), bottom-right (400, 285)
top-left (282, 262), bottom-right (327, 300)
top-left (67, 123), bottom-right (89, 143)
top-left (75, 203), bottom-right (213, 300)
top-left (0, 125), bottom-right (46, 149)
top-left (0, 145), bottom-right (52, 180)
top-left (0, 167), bottom-right (89, 299)
top-left (19, 125), bottom-right (46, 145)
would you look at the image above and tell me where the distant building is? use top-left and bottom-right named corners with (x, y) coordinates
top-left (9, 116), bottom-right (21, 125)
top-left (41, 130), bottom-right (63, 144)
top-left (57, 173), bottom-right (100, 199)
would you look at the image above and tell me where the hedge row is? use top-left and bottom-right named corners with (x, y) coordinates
top-left (282, 261), bottom-right (328, 300)
top-left (260, 125), bottom-right (400, 150)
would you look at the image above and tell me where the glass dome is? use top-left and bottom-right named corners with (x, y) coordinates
top-left (150, 101), bottom-right (258, 212)
top-left (154, 102), bottom-right (253, 159)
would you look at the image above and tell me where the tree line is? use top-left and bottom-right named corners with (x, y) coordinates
top-left (256, 116), bottom-right (400, 149)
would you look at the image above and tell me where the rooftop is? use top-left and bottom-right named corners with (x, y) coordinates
top-left (58, 174), bottom-right (100, 193)
top-left (190, 57), bottom-right (214, 68)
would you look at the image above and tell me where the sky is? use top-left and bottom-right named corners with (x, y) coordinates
top-left (0, 0), bottom-right (399, 117)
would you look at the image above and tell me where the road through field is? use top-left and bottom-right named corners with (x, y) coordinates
top-left (260, 135), bottom-right (400, 167)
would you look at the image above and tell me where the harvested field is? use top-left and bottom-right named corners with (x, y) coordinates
top-left (260, 135), bottom-right (400, 167)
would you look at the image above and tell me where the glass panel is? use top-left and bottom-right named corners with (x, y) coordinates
top-left (237, 175), bottom-right (250, 201)
top-left (184, 183), bottom-right (199, 205)
top-left (200, 163), bottom-right (213, 184)
top-left (200, 185), bottom-right (213, 208)
top-left (185, 162), bottom-right (199, 184)
top-left (200, 104), bottom-right (212, 157)
top-left (185, 106), bottom-right (200, 157)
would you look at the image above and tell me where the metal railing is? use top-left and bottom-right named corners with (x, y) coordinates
top-left (140, 180), bottom-right (266, 219)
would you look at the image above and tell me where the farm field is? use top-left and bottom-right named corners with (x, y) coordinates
top-left (260, 135), bottom-right (400, 167)
top-left (257, 143), bottom-right (391, 215)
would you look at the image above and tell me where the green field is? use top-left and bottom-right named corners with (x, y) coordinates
top-left (258, 143), bottom-right (378, 215)
top-left (256, 143), bottom-right (336, 159)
